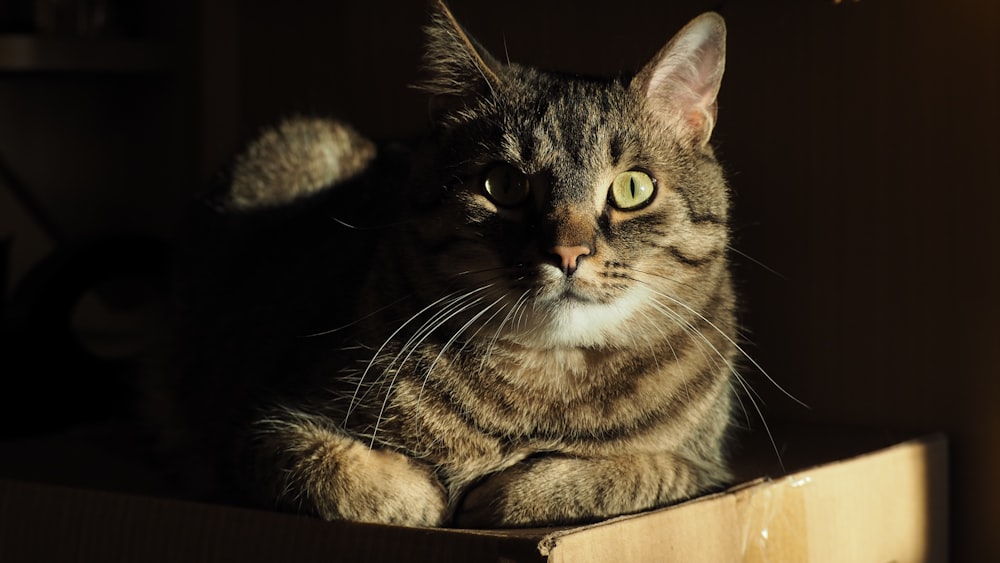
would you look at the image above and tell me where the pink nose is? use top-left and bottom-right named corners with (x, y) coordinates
top-left (551, 245), bottom-right (591, 275)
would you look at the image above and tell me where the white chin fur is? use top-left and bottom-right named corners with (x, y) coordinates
top-left (515, 286), bottom-right (651, 349)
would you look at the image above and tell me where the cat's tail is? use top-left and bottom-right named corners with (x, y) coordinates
top-left (227, 117), bottom-right (376, 211)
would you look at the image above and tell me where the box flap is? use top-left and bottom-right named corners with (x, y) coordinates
top-left (737, 434), bottom-right (948, 563)
top-left (537, 492), bottom-right (740, 563)
top-left (537, 434), bottom-right (948, 562)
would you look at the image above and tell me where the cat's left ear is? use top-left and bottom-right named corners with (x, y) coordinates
top-left (634, 13), bottom-right (726, 147)
top-left (419, 1), bottom-right (504, 119)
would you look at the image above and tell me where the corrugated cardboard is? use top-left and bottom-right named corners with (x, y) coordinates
top-left (0, 431), bottom-right (947, 562)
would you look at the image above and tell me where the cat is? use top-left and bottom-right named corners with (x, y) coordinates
top-left (171, 0), bottom-right (737, 529)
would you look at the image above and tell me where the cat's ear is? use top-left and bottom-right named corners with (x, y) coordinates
top-left (419, 1), bottom-right (503, 118)
top-left (634, 13), bottom-right (726, 146)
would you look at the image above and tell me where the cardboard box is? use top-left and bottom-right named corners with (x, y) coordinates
top-left (0, 428), bottom-right (947, 562)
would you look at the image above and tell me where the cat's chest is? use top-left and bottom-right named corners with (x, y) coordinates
top-left (500, 347), bottom-right (595, 390)
top-left (467, 344), bottom-right (657, 435)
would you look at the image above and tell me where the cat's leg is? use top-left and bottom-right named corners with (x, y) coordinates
top-left (250, 408), bottom-right (448, 527)
top-left (453, 451), bottom-right (726, 528)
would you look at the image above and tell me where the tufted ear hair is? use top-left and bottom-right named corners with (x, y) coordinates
top-left (417, 1), bottom-right (504, 119)
top-left (633, 12), bottom-right (726, 147)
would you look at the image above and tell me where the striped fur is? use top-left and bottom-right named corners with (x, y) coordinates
top-left (177, 3), bottom-right (737, 528)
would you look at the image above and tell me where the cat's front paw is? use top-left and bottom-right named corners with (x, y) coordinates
top-left (316, 445), bottom-right (448, 527)
top-left (453, 464), bottom-right (530, 528)
top-left (453, 453), bottom-right (717, 528)
top-left (258, 416), bottom-right (448, 527)
top-left (454, 456), bottom-right (611, 528)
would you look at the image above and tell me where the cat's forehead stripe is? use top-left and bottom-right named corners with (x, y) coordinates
top-left (532, 107), bottom-right (611, 167)
top-left (609, 134), bottom-right (624, 167)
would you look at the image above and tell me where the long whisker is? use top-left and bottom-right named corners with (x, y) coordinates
top-left (644, 292), bottom-right (785, 472)
top-left (299, 295), bottom-right (411, 338)
top-left (727, 245), bottom-right (787, 280)
top-left (358, 287), bottom-right (490, 411)
top-left (342, 264), bottom-right (523, 418)
top-left (416, 293), bottom-right (506, 407)
top-left (626, 266), bottom-right (801, 473)
top-left (329, 216), bottom-right (414, 231)
top-left (368, 288), bottom-right (498, 448)
top-left (455, 292), bottom-right (512, 358)
top-left (644, 298), bottom-right (720, 395)
top-left (305, 264), bottom-right (515, 339)
top-left (469, 288), bottom-right (532, 379)
top-left (626, 267), bottom-right (806, 408)
top-left (342, 286), bottom-right (482, 425)
top-left (384, 286), bottom-right (494, 381)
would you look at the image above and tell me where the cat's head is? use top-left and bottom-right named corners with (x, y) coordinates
top-left (401, 2), bottom-right (731, 350)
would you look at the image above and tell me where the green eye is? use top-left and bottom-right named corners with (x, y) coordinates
top-left (609, 170), bottom-right (656, 210)
top-left (483, 164), bottom-right (530, 207)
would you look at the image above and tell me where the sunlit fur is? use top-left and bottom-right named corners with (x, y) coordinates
top-left (174, 3), bottom-right (742, 528)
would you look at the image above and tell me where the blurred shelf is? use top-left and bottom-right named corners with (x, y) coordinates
top-left (0, 34), bottom-right (173, 73)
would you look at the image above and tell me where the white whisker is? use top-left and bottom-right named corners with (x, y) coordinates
top-left (627, 266), bottom-right (802, 473)
top-left (367, 286), bottom-right (499, 448)
top-left (300, 296), bottom-right (411, 338)
top-left (343, 286), bottom-right (485, 425)
top-left (628, 267), bottom-right (806, 408)
top-left (727, 245), bottom-right (787, 280)
top-left (415, 294), bottom-right (507, 416)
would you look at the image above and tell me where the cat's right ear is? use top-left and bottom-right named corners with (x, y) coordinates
top-left (634, 12), bottom-right (726, 147)
top-left (418, 1), bottom-right (503, 119)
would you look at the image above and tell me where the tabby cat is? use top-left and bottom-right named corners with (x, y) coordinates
top-left (173, 1), bottom-right (737, 529)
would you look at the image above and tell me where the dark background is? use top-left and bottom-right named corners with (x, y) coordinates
top-left (1, 0), bottom-right (997, 559)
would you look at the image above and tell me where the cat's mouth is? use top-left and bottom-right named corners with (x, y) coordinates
top-left (557, 287), bottom-right (592, 303)
top-left (509, 263), bottom-right (604, 306)
top-left (538, 280), bottom-right (597, 306)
